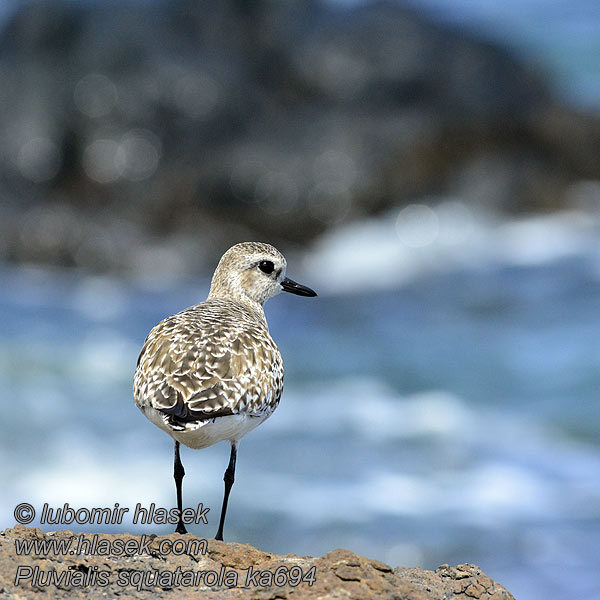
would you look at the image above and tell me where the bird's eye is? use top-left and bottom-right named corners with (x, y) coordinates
top-left (258, 260), bottom-right (275, 274)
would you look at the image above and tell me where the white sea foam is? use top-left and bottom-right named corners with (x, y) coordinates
top-left (302, 201), bottom-right (600, 295)
top-left (207, 376), bottom-right (600, 532)
top-left (3, 436), bottom-right (229, 532)
top-left (71, 275), bottom-right (129, 322)
top-left (273, 377), bottom-right (472, 440)
top-left (70, 330), bottom-right (139, 384)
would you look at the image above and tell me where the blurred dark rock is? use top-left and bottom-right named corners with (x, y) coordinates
top-left (1, 526), bottom-right (515, 599)
top-left (0, 0), bottom-right (598, 275)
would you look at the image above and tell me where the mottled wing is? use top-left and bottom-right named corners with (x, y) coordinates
top-left (134, 306), bottom-right (283, 430)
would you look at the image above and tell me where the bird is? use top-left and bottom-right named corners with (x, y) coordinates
top-left (133, 242), bottom-right (317, 540)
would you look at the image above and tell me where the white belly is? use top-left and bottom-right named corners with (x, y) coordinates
top-left (141, 405), bottom-right (270, 449)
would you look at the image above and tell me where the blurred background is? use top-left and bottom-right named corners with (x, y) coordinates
top-left (1, 0), bottom-right (600, 599)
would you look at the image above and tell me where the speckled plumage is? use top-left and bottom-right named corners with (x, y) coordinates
top-left (133, 242), bottom-right (316, 539)
top-left (134, 297), bottom-right (284, 445)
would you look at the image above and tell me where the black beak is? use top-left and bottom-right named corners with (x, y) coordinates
top-left (281, 277), bottom-right (317, 297)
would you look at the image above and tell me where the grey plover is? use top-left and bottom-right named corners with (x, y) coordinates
top-left (134, 242), bottom-right (316, 540)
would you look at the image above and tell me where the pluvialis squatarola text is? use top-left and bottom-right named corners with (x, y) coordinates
top-left (134, 242), bottom-right (317, 540)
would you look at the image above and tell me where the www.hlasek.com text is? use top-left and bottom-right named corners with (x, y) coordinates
top-left (14, 533), bottom-right (207, 558)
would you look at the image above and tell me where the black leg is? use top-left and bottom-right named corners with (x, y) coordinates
top-left (215, 442), bottom-right (237, 541)
top-left (174, 440), bottom-right (187, 534)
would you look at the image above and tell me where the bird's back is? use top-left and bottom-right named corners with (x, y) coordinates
top-left (134, 298), bottom-right (284, 433)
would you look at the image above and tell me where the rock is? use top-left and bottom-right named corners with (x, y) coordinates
top-left (1, 525), bottom-right (514, 599)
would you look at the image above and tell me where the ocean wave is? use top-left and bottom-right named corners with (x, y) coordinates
top-left (302, 202), bottom-right (600, 295)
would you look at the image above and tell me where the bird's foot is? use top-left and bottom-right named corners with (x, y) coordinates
top-left (175, 523), bottom-right (188, 534)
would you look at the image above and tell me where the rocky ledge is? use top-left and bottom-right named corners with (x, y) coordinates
top-left (1, 525), bottom-right (513, 599)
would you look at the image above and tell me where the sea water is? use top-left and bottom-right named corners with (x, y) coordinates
top-left (1, 208), bottom-right (600, 600)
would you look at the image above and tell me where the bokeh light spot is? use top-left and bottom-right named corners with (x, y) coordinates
top-left (115, 130), bottom-right (161, 181)
top-left (74, 74), bottom-right (118, 118)
top-left (395, 204), bottom-right (440, 248)
top-left (308, 181), bottom-right (352, 224)
top-left (82, 139), bottom-right (120, 183)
